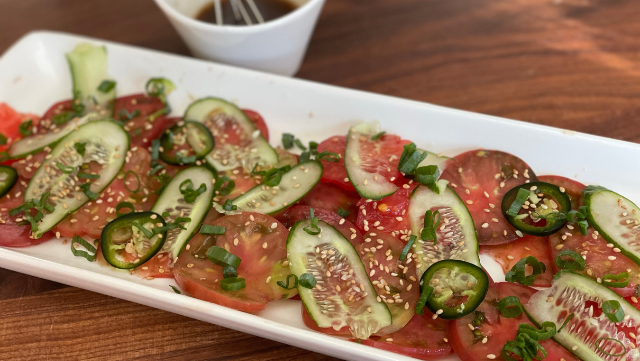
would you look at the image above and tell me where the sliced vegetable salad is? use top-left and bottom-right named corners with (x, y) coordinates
top-left (2, 43), bottom-right (640, 361)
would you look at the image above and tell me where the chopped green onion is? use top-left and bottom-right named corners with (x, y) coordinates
top-left (9, 199), bottom-right (36, 216)
top-left (309, 141), bottom-right (318, 155)
top-left (170, 285), bottom-right (181, 294)
top-left (298, 273), bottom-right (317, 289)
top-left (299, 151), bottom-right (311, 163)
top-left (118, 109), bottom-right (140, 121)
top-left (0, 152), bottom-right (8, 163)
top-left (421, 210), bottom-right (441, 244)
top-left (337, 207), bottom-right (350, 218)
top-left (294, 139), bottom-right (306, 151)
top-left (79, 182), bottom-right (99, 200)
top-left (282, 133), bottom-right (295, 149)
top-left (222, 199), bottom-right (237, 211)
top-left (303, 208), bottom-right (321, 235)
top-left (505, 256), bottom-right (546, 286)
top-left (517, 322), bottom-right (556, 341)
top-left (132, 221), bottom-right (154, 239)
top-left (0, 133), bottom-right (7, 145)
top-left (415, 165), bottom-right (440, 194)
top-left (220, 277), bottom-right (246, 291)
top-left (555, 249), bottom-right (585, 272)
top-left (152, 223), bottom-right (179, 234)
top-left (173, 217), bottom-right (191, 229)
top-left (261, 165), bottom-right (291, 187)
top-left (602, 272), bottom-right (630, 288)
top-left (151, 139), bottom-right (161, 161)
top-left (146, 77), bottom-right (175, 97)
top-left (602, 300), bottom-right (625, 323)
top-left (206, 246), bottom-right (241, 269)
top-left (18, 119), bottom-right (33, 136)
top-left (398, 143), bottom-right (427, 174)
top-left (415, 284), bottom-right (434, 315)
top-left (123, 171), bottom-right (141, 193)
top-left (97, 80), bottom-right (116, 93)
top-left (56, 162), bottom-right (75, 174)
top-left (595, 337), bottom-right (626, 357)
top-left (200, 224), bottom-right (226, 235)
top-left (179, 179), bottom-right (207, 203)
top-left (162, 211), bottom-right (170, 218)
top-left (223, 265), bottom-right (238, 279)
top-left (277, 274), bottom-right (298, 290)
top-left (371, 131), bottom-right (386, 141)
top-left (70, 235), bottom-right (97, 262)
top-left (506, 188), bottom-right (531, 217)
top-left (52, 111), bottom-right (74, 125)
top-left (77, 172), bottom-right (100, 179)
top-left (316, 151), bottom-right (339, 162)
top-left (399, 235), bottom-right (416, 261)
top-left (215, 176), bottom-right (235, 196)
top-left (498, 296), bottom-right (524, 318)
top-left (115, 202), bottom-right (135, 217)
top-left (149, 163), bottom-right (164, 176)
top-left (557, 313), bottom-right (574, 333)
top-left (577, 220), bottom-right (588, 235)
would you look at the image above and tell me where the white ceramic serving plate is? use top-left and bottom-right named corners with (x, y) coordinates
top-left (1, 31), bottom-right (640, 361)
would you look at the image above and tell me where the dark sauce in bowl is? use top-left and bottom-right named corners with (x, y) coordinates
top-left (196, 0), bottom-right (298, 25)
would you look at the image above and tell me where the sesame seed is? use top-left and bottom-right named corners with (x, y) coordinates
top-left (262, 242), bottom-right (268, 249)
top-left (487, 354), bottom-right (496, 359)
top-left (608, 256), bottom-right (616, 261)
top-left (266, 276), bottom-right (271, 283)
top-left (481, 223), bottom-right (489, 228)
top-left (571, 345), bottom-right (578, 351)
top-left (271, 222), bottom-right (278, 229)
top-left (466, 200), bottom-right (473, 205)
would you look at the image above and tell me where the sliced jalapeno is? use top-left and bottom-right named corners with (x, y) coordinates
top-left (501, 181), bottom-right (572, 236)
top-left (420, 260), bottom-right (489, 319)
top-left (159, 120), bottom-right (214, 165)
top-left (0, 165), bottom-right (17, 198)
top-left (100, 211), bottom-right (167, 269)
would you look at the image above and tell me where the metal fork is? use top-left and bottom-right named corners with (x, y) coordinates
top-left (213, 0), bottom-right (264, 25)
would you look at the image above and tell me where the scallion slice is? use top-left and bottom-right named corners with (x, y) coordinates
top-left (506, 188), bottom-right (531, 217)
top-left (74, 142), bottom-right (86, 156)
top-left (602, 300), bottom-right (625, 323)
top-left (371, 131), bottom-right (386, 141)
top-left (220, 277), bottom-right (246, 291)
top-left (555, 250), bottom-right (585, 272)
top-left (97, 80), bottom-right (116, 93)
top-left (298, 273), bottom-right (317, 289)
top-left (497, 296), bottom-right (523, 318)
top-left (115, 202), bottom-right (135, 217)
top-left (595, 337), bottom-right (626, 357)
top-left (56, 162), bottom-right (75, 174)
top-left (215, 176), bottom-right (235, 196)
top-left (277, 274), bottom-right (298, 290)
top-left (200, 225), bottom-right (226, 235)
top-left (414, 284), bottom-right (434, 315)
top-left (206, 246), bottom-right (241, 269)
top-left (70, 235), bottom-right (97, 262)
top-left (399, 235), bottom-right (416, 261)
top-left (415, 165), bottom-right (440, 194)
top-left (132, 221), bottom-right (154, 239)
top-left (123, 171), bottom-right (141, 193)
top-left (18, 119), bottom-right (33, 136)
top-left (602, 272), bottom-right (630, 288)
top-left (398, 143), bottom-right (427, 174)
top-left (505, 256), bottom-right (546, 286)
top-left (223, 265), bottom-right (238, 279)
top-left (282, 133), bottom-right (295, 149)
top-left (303, 208), bottom-right (321, 235)
top-left (170, 285), bottom-right (181, 294)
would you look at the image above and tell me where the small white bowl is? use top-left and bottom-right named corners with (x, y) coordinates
top-left (155, 0), bottom-right (325, 76)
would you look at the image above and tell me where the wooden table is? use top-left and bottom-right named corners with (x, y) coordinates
top-left (1, 0), bottom-right (639, 359)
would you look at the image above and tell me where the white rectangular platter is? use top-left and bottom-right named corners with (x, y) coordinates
top-left (2, 31), bottom-right (640, 361)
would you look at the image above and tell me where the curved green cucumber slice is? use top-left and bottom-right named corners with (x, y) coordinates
top-left (409, 181), bottom-right (481, 278)
top-left (417, 149), bottom-right (449, 170)
top-left (345, 122), bottom-right (398, 200)
top-left (232, 161), bottom-right (323, 215)
top-left (66, 43), bottom-right (116, 115)
top-left (525, 272), bottom-right (640, 360)
top-left (25, 120), bottom-right (128, 238)
top-left (151, 166), bottom-right (215, 260)
top-left (287, 219), bottom-right (392, 339)
top-left (583, 185), bottom-right (640, 266)
top-left (183, 97), bottom-right (278, 172)
top-left (9, 114), bottom-right (93, 158)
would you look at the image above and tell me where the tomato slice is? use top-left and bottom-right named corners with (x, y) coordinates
top-left (0, 102), bottom-right (40, 155)
top-left (113, 94), bottom-right (176, 148)
top-left (349, 132), bottom-right (410, 191)
top-left (12, 151), bottom-right (47, 180)
top-left (355, 182), bottom-right (415, 241)
top-left (276, 205), bottom-right (362, 244)
top-left (316, 135), bottom-right (355, 191)
top-left (537, 175), bottom-right (585, 210)
top-left (41, 99), bottom-right (74, 122)
top-left (480, 234), bottom-right (554, 287)
top-left (549, 226), bottom-right (640, 297)
top-left (450, 282), bottom-right (578, 361)
top-left (241, 109), bottom-right (269, 141)
top-left (360, 310), bottom-right (452, 360)
top-left (174, 212), bottom-right (292, 313)
top-left (441, 149), bottom-right (538, 245)
top-left (298, 182), bottom-right (360, 224)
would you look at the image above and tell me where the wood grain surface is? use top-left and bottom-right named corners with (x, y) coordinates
top-left (1, 0), bottom-right (639, 360)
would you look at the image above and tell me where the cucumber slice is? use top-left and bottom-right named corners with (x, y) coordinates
top-left (583, 185), bottom-right (640, 266)
top-left (345, 122), bottom-right (398, 200)
top-left (184, 97), bottom-right (278, 172)
top-left (66, 43), bottom-right (116, 115)
top-left (151, 166), bottom-right (215, 260)
top-left (287, 219), bottom-right (392, 339)
top-left (25, 120), bottom-right (128, 238)
top-left (525, 272), bottom-right (640, 360)
top-left (232, 161), bottom-right (323, 215)
top-left (417, 149), bottom-right (449, 172)
top-left (409, 181), bottom-right (481, 278)
top-left (9, 114), bottom-right (93, 158)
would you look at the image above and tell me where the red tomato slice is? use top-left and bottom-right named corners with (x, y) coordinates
top-left (538, 175), bottom-right (585, 210)
top-left (41, 99), bottom-right (74, 122)
top-left (360, 310), bottom-right (452, 360)
top-left (298, 182), bottom-right (360, 224)
top-left (316, 136), bottom-right (355, 191)
top-left (479, 234), bottom-right (554, 287)
top-left (549, 227), bottom-right (640, 297)
top-left (113, 94), bottom-right (176, 148)
top-left (352, 133), bottom-right (410, 187)
top-left (355, 182), bottom-right (416, 241)
top-left (214, 167), bottom-right (261, 203)
top-left (133, 252), bottom-right (174, 279)
top-left (276, 205), bottom-right (363, 244)
top-left (12, 151), bottom-right (47, 180)
top-left (241, 109), bottom-right (269, 141)
top-left (450, 282), bottom-right (578, 361)
top-left (441, 149), bottom-right (538, 245)
top-left (0, 102), bottom-right (40, 154)
top-left (174, 212), bottom-right (292, 313)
